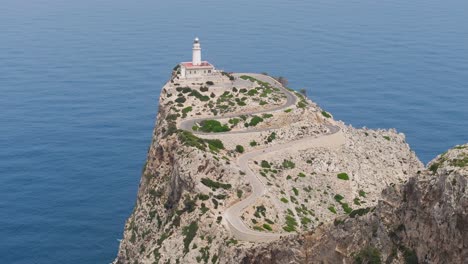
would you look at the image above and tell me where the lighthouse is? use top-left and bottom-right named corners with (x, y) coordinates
top-left (179, 37), bottom-right (215, 79)
top-left (192, 37), bottom-right (202, 66)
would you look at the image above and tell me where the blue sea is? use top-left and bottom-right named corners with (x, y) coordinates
top-left (0, 0), bottom-right (466, 263)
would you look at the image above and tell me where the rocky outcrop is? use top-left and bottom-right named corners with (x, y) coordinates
top-left (114, 71), bottom-right (464, 264)
top-left (231, 144), bottom-right (467, 264)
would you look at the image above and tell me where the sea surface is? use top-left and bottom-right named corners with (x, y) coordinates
top-left (0, 0), bottom-right (467, 263)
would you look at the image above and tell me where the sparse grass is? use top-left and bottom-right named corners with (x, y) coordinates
top-left (337, 172), bottom-right (349, 180)
top-left (262, 113), bottom-right (273, 118)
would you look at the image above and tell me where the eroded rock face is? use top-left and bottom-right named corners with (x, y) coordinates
top-left (232, 144), bottom-right (467, 264)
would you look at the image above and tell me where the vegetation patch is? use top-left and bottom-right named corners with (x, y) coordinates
top-left (349, 207), bottom-right (371, 218)
top-left (267, 132), bottom-right (276, 143)
top-left (182, 221), bottom-right (198, 254)
top-left (249, 116), bottom-right (264, 126)
top-left (199, 120), bottom-right (231, 133)
top-left (328, 206), bottom-right (337, 214)
top-left (261, 160), bottom-right (271, 168)
top-left (383, 136), bottom-right (391, 141)
top-left (321, 111), bottom-right (331, 118)
top-left (337, 172), bottom-right (350, 180)
top-left (235, 145), bottom-right (244, 153)
top-left (282, 215), bottom-right (298, 232)
top-left (353, 246), bottom-right (382, 264)
top-left (282, 159), bottom-right (296, 169)
top-left (201, 178), bottom-right (232, 190)
top-left (189, 90), bottom-right (210, 101)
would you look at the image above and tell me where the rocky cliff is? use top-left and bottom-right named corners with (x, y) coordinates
top-left (114, 72), bottom-right (463, 264)
top-left (229, 144), bottom-right (467, 264)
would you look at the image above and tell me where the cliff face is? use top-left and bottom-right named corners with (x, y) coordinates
top-left (232, 144), bottom-right (467, 264)
top-left (113, 72), bottom-right (457, 264)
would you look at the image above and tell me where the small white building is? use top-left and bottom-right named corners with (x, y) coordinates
top-left (180, 37), bottom-right (215, 78)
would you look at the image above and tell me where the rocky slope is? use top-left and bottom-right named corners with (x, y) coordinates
top-left (229, 144), bottom-right (467, 264)
top-left (113, 71), bottom-right (461, 264)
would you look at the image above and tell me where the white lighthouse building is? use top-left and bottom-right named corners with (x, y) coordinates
top-left (180, 37), bottom-right (215, 78)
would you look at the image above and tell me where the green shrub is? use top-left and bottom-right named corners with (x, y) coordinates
top-left (199, 120), bottom-right (230, 133)
top-left (359, 190), bottom-right (367, 197)
top-left (298, 172), bottom-right (306, 178)
top-left (301, 217), bottom-right (312, 225)
top-left (282, 159), bottom-right (295, 169)
top-left (182, 106), bottom-right (192, 117)
top-left (353, 246), bottom-right (382, 264)
top-left (206, 81), bottom-right (214, 85)
top-left (249, 116), bottom-right (264, 126)
top-left (259, 100), bottom-right (267, 105)
top-left (280, 197), bottom-right (289, 203)
top-left (200, 86), bottom-right (209, 92)
top-left (297, 101), bottom-right (307, 108)
top-left (262, 224), bottom-right (272, 231)
top-left (235, 145), bottom-right (244, 153)
top-left (328, 206), bottom-right (337, 214)
top-left (182, 221), bottom-right (198, 253)
top-left (236, 189), bottom-right (243, 198)
top-left (261, 160), bottom-right (271, 168)
top-left (337, 172), bottom-right (349, 180)
top-left (284, 108), bottom-right (292, 113)
top-left (205, 139), bottom-right (224, 152)
top-left (198, 193), bottom-right (210, 201)
top-left (189, 90), bottom-right (210, 101)
top-left (228, 118), bottom-right (240, 126)
top-left (201, 178), bottom-right (231, 190)
top-left (250, 141), bottom-right (257, 146)
top-left (175, 96), bottom-right (186, 103)
top-left (267, 132), bottom-right (276, 142)
top-left (383, 136), bottom-right (391, 141)
top-left (262, 113), bottom-right (273, 119)
top-left (349, 207), bottom-right (371, 218)
top-left (334, 194), bottom-right (344, 202)
top-left (321, 111), bottom-right (331, 118)
top-left (292, 187), bottom-right (299, 196)
top-left (341, 203), bottom-right (353, 214)
top-left (282, 215), bottom-right (298, 232)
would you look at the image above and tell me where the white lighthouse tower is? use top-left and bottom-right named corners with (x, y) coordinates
top-left (179, 37), bottom-right (215, 78)
top-left (192, 37), bottom-right (202, 66)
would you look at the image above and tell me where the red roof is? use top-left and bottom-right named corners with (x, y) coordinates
top-left (181, 61), bottom-right (213, 68)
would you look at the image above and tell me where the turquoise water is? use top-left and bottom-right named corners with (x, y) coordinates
top-left (0, 0), bottom-right (466, 263)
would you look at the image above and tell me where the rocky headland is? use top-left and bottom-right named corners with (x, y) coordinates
top-left (114, 69), bottom-right (466, 264)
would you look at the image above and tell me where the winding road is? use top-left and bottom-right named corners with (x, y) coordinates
top-left (178, 73), bottom-right (345, 242)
